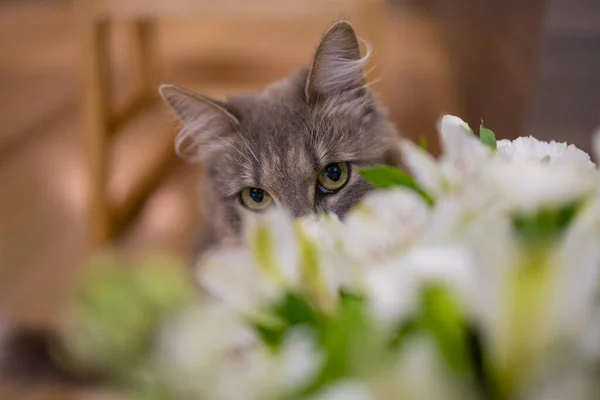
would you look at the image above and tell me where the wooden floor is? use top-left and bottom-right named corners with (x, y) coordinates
top-left (0, 0), bottom-right (599, 398)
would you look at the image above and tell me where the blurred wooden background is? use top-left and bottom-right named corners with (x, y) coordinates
top-left (0, 0), bottom-right (598, 398)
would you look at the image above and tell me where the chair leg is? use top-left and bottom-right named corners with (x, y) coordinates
top-left (106, 20), bottom-right (160, 135)
top-left (79, 16), bottom-right (114, 247)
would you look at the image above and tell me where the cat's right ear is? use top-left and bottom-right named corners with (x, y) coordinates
top-left (305, 20), bottom-right (370, 104)
top-left (159, 84), bottom-right (239, 163)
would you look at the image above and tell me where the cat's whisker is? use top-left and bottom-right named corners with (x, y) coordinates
top-left (363, 64), bottom-right (379, 80)
top-left (357, 78), bottom-right (381, 92)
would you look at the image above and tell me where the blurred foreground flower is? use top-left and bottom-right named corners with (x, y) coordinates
top-left (57, 116), bottom-right (600, 400)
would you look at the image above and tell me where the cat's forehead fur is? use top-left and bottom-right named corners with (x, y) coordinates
top-left (212, 68), bottom-right (395, 198)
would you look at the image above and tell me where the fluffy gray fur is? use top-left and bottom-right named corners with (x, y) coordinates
top-left (160, 20), bottom-right (401, 258)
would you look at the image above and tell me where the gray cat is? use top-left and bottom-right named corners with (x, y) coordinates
top-left (160, 20), bottom-right (401, 259)
top-left (0, 20), bottom-right (401, 385)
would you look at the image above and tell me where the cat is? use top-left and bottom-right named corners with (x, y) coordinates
top-left (162, 20), bottom-right (402, 260)
top-left (0, 20), bottom-right (402, 386)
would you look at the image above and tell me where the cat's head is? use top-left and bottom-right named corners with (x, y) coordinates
top-left (160, 21), bottom-right (400, 241)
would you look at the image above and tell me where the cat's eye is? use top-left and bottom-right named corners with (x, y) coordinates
top-left (317, 162), bottom-right (349, 193)
top-left (240, 187), bottom-right (273, 211)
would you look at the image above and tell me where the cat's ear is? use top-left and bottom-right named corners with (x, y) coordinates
top-left (159, 84), bottom-right (239, 163)
top-left (305, 20), bottom-right (369, 103)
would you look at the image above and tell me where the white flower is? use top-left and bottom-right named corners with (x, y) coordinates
top-left (308, 380), bottom-right (374, 400)
top-left (387, 335), bottom-right (475, 400)
top-left (361, 257), bottom-right (419, 329)
top-left (398, 140), bottom-right (442, 195)
top-left (156, 304), bottom-right (324, 400)
top-left (267, 327), bottom-right (325, 396)
top-left (362, 244), bottom-right (477, 329)
top-left (400, 115), bottom-right (493, 197)
top-left (244, 207), bottom-right (301, 286)
top-left (340, 188), bottom-right (430, 263)
top-left (437, 114), bottom-right (474, 141)
top-left (196, 208), bottom-right (307, 317)
top-left (155, 302), bottom-right (263, 400)
top-left (497, 136), bottom-right (595, 169)
top-left (197, 207), bottom-right (353, 315)
top-left (135, 115), bottom-right (600, 399)
top-left (437, 116), bottom-right (487, 162)
top-left (580, 310), bottom-right (600, 363)
top-left (481, 159), bottom-right (595, 214)
top-left (485, 136), bottom-right (596, 215)
top-left (549, 198), bottom-right (600, 343)
top-left (463, 196), bottom-right (600, 397)
top-left (420, 193), bottom-right (498, 244)
top-left (196, 247), bottom-right (281, 316)
top-left (210, 326), bottom-right (324, 400)
top-left (436, 115), bottom-right (493, 190)
top-left (295, 212), bottom-right (341, 245)
top-left (293, 214), bottom-right (351, 310)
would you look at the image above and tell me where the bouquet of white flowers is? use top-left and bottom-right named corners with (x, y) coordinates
top-left (58, 116), bottom-right (600, 400)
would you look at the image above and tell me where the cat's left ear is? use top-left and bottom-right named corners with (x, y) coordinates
top-left (305, 20), bottom-right (370, 103)
top-left (159, 84), bottom-right (240, 163)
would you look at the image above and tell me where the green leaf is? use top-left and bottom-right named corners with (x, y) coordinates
top-left (254, 323), bottom-right (287, 349)
top-left (255, 292), bottom-right (323, 350)
top-left (358, 165), bottom-right (435, 206)
top-left (479, 120), bottom-right (497, 149)
top-left (465, 326), bottom-right (492, 397)
top-left (389, 317), bottom-right (419, 349)
top-left (274, 292), bottom-right (321, 327)
top-left (388, 285), bottom-right (490, 392)
top-left (338, 289), bottom-right (364, 303)
top-left (512, 201), bottom-right (581, 244)
top-left (358, 165), bottom-right (415, 189)
top-left (419, 136), bottom-right (428, 150)
top-left (300, 294), bottom-right (384, 396)
top-left (419, 284), bottom-right (471, 372)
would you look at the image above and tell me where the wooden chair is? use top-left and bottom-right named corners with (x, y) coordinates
top-left (74, 0), bottom-right (387, 248)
